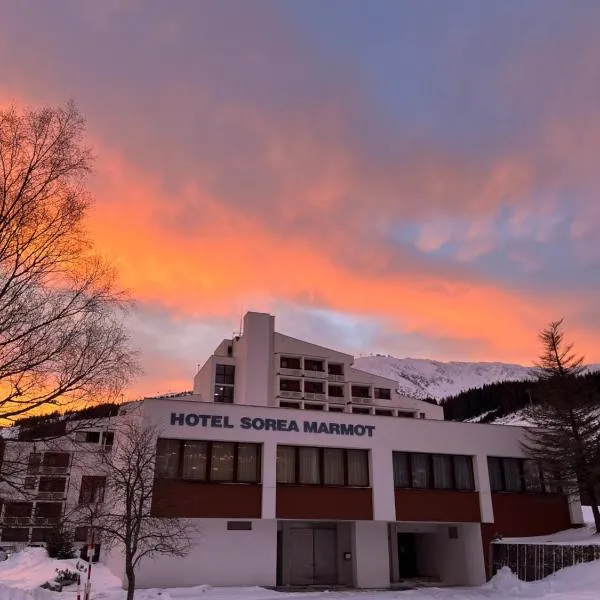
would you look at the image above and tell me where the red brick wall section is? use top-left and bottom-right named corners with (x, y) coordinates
top-left (276, 486), bottom-right (373, 520)
top-left (395, 489), bottom-right (481, 523)
top-left (481, 493), bottom-right (573, 578)
top-left (151, 481), bottom-right (262, 518)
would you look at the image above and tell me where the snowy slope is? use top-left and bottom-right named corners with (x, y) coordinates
top-left (354, 356), bottom-right (534, 401)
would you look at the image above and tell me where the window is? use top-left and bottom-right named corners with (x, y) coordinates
top-left (487, 457), bottom-right (559, 494)
top-left (1, 528), bottom-right (29, 542)
top-left (351, 385), bottom-right (371, 398)
top-left (305, 381), bottom-right (324, 394)
top-left (279, 401), bottom-right (300, 409)
top-left (328, 406), bottom-right (344, 413)
top-left (102, 432), bottom-right (114, 447)
top-left (75, 527), bottom-right (89, 542)
top-left (38, 477), bottom-right (66, 493)
top-left (74, 431), bottom-right (101, 443)
top-left (276, 446), bottom-right (370, 487)
top-left (24, 477), bottom-right (36, 490)
top-left (328, 363), bottom-right (344, 376)
top-left (227, 521), bottom-right (252, 531)
top-left (215, 364), bottom-right (235, 385)
top-left (352, 407), bottom-right (371, 415)
top-left (155, 439), bottom-right (261, 483)
top-left (374, 388), bottom-right (391, 400)
top-left (27, 453), bottom-right (41, 474)
top-left (79, 476), bottom-right (106, 504)
top-left (328, 385), bottom-right (344, 398)
top-left (281, 356), bottom-right (301, 370)
top-left (214, 385), bottom-right (234, 403)
top-left (397, 411), bottom-right (415, 418)
top-left (41, 453), bottom-right (70, 469)
top-left (375, 409), bottom-right (393, 416)
top-left (304, 359), bottom-right (324, 372)
top-left (280, 379), bottom-right (301, 392)
top-left (393, 452), bottom-right (475, 491)
top-left (304, 403), bottom-right (324, 411)
top-left (155, 439), bottom-right (180, 479)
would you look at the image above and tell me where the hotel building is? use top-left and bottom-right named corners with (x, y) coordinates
top-left (102, 311), bottom-right (582, 589)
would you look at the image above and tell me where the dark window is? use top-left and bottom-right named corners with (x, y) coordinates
top-left (304, 359), bottom-right (324, 372)
top-left (2, 528), bottom-right (29, 542)
top-left (31, 528), bottom-right (52, 542)
top-left (74, 527), bottom-right (89, 542)
top-left (328, 363), bottom-right (344, 376)
top-left (304, 403), bottom-right (325, 411)
top-left (156, 439), bottom-right (261, 483)
top-left (75, 431), bottom-right (101, 443)
top-left (397, 411), bottom-right (415, 418)
top-left (227, 345), bottom-right (233, 357)
top-left (328, 385), bottom-right (344, 398)
top-left (4, 502), bottom-right (32, 519)
top-left (328, 406), bottom-right (344, 413)
top-left (280, 379), bottom-right (301, 392)
top-left (351, 385), bottom-right (370, 398)
top-left (79, 476), bottom-right (106, 504)
top-left (279, 401), bottom-right (300, 409)
top-left (214, 385), bottom-right (234, 403)
top-left (227, 521), bottom-right (252, 531)
top-left (102, 432), bottom-right (114, 446)
top-left (305, 381), bottom-right (324, 394)
top-left (374, 388), bottom-right (391, 400)
top-left (281, 356), bottom-right (301, 370)
top-left (42, 453), bottom-right (70, 469)
top-left (27, 453), bottom-right (41, 473)
top-left (276, 445), bottom-right (369, 487)
top-left (487, 457), bottom-right (559, 494)
top-left (24, 477), bottom-right (36, 490)
top-left (155, 439), bottom-right (180, 478)
top-left (215, 364), bottom-right (235, 385)
top-left (393, 452), bottom-right (475, 491)
top-left (375, 409), bottom-right (393, 416)
top-left (38, 477), bottom-right (66, 493)
top-left (352, 407), bottom-right (371, 415)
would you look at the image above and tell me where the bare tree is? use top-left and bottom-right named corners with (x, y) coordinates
top-left (0, 102), bottom-right (137, 425)
top-left (71, 414), bottom-right (191, 600)
top-left (522, 319), bottom-right (600, 532)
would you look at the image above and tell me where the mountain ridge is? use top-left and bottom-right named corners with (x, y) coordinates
top-left (354, 355), bottom-right (600, 402)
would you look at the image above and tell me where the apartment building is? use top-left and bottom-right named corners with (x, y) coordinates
top-left (0, 418), bottom-right (115, 551)
top-left (99, 312), bottom-right (583, 590)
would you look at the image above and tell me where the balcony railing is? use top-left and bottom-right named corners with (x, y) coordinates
top-left (279, 390), bottom-right (302, 399)
top-left (280, 367), bottom-right (302, 377)
top-left (37, 466), bottom-right (69, 475)
top-left (327, 396), bottom-right (346, 404)
top-left (303, 393), bottom-right (326, 402)
top-left (327, 373), bottom-right (345, 382)
top-left (304, 370), bottom-right (328, 379)
top-left (2, 517), bottom-right (31, 526)
top-left (351, 397), bottom-right (373, 405)
top-left (36, 491), bottom-right (65, 500)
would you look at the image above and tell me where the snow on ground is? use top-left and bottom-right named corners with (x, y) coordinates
top-left (2, 547), bottom-right (600, 600)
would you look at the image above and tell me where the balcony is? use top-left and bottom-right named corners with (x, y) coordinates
top-left (327, 373), bottom-right (345, 383)
top-left (38, 466), bottom-right (68, 475)
top-left (280, 367), bottom-right (302, 377)
top-left (36, 491), bottom-right (65, 501)
top-left (279, 390), bottom-right (302, 400)
top-left (304, 369), bottom-right (328, 379)
top-left (2, 517), bottom-right (31, 526)
top-left (351, 397), bottom-right (373, 405)
top-left (303, 392), bottom-right (326, 402)
top-left (328, 396), bottom-right (346, 404)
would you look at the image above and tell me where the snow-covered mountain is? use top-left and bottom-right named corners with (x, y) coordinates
top-left (353, 356), bottom-right (535, 401)
top-left (354, 355), bottom-right (600, 403)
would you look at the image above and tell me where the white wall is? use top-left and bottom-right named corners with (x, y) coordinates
top-left (133, 519), bottom-right (277, 588)
top-left (353, 521), bottom-right (390, 588)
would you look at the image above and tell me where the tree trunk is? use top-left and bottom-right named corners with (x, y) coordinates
top-left (125, 564), bottom-right (136, 600)
top-left (587, 486), bottom-right (600, 534)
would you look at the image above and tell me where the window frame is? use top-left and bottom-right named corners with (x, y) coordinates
top-left (393, 451), bottom-right (475, 491)
top-left (155, 439), bottom-right (262, 484)
top-left (276, 445), bottom-right (370, 488)
top-left (486, 456), bottom-right (559, 494)
top-left (215, 364), bottom-right (236, 385)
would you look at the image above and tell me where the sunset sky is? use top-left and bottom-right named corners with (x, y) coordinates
top-left (2, 1), bottom-right (600, 397)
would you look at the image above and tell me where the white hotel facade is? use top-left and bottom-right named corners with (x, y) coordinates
top-left (103, 312), bottom-right (583, 589)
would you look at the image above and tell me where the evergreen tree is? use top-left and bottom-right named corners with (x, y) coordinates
top-left (46, 527), bottom-right (75, 559)
top-left (522, 319), bottom-right (600, 533)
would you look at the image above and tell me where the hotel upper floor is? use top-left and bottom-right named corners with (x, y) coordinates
top-left (192, 312), bottom-right (442, 419)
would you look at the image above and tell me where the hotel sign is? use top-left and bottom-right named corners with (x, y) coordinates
top-left (170, 413), bottom-right (375, 438)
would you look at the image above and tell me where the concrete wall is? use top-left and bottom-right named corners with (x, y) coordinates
top-left (134, 519), bottom-right (277, 588)
top-left (353, 521), bottom-right (390, 588)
